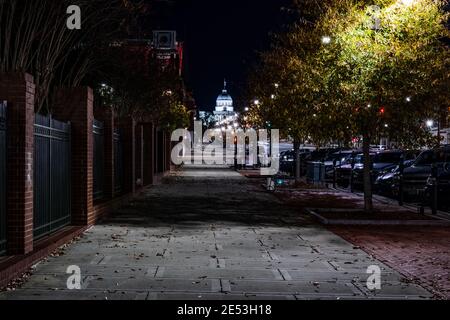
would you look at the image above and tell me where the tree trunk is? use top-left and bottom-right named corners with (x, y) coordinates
top-left (294, 138), bottom-right (301, 182)
top-left (362, 133), bottom-right (373, 213)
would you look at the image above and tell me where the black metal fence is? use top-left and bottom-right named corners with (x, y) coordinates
top-left (34, 114), bottom-right (71, 239)
top-left (114, 128), bottom-right (123, 194)
top-left (0, 102), bottom-right (7, 254)
top-left (93, 119), bottom-right (104, 200)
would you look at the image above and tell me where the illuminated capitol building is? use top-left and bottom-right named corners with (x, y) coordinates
top-left (213, 80), bottom-right (238, 127)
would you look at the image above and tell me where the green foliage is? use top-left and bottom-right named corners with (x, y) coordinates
top-left (159, 100), bottom-right (191, 133)
top-left (248, 0), bottom-right (449, 148)
top-left (248, 0), bottom-right (449, 211)
top-left (318, 0), bottom-right (450, 147)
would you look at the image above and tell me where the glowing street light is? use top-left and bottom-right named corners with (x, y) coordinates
top-left (322, 36), bottom-right (331, 44)
top-left (406, 96), bottom-right (412, 102)
top-left (245, 107), bottom-right (249, 112)
top-left (426, 120), bottom-right (434, 128)
top-left (254, 99), bottom-right (260, 105)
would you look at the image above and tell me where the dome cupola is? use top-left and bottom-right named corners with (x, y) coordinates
top-left (215, 79), bottom-right (233, 112)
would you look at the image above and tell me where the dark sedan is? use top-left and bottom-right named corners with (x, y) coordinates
top-left (337, 150), bottom-right (416, 189)
top-left (424, 163), bottom-right (450, 207)
top-left (352, 150), bottom-right (418, 188)
top-left (393, 146), bottom-right (450, 200)
top-left (335, 152), bottom-right (362, 188)
top-left (323, 150), bottom-right (356, 181)
top-left (373, 159), bottom-right (415, 196)
top-left (279, 150), bottom-right (311, 176)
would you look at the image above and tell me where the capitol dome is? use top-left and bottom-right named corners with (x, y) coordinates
top-left (215, 80), bottom-right (233, 112)
top-left (217, 89), bottom-right (233, 103)
top-left (213, 79), bottom-right (236, 124)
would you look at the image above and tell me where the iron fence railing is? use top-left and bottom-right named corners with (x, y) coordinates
top-left (93, 119), bottom-right (104, 201)
top-left (0, 102), bottom-right (7, 254)
top-left (34, 114), bottom-right (71, 239)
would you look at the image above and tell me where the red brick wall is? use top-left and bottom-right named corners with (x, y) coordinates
top-left (0, 73), bottom-right (35, 255)
top-left (0, 75), bottom-right (170, 278)
top-left (95, 107), bottom-right (115, 199)
top-left (53, 87), bottom-right (94, 226)
top-left (0, 79), bottom-right (171, 287)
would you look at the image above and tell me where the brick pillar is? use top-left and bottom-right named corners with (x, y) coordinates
top-left (95, 107), bottom-right (115, 199)
top-left (53, 87), bottom-right (94, 226)
top-left (0, 73), bottom-right (34, 255)
top-left (135, 124), bottom-right (143, 188)
top-left (119, 117), bottom-right (135, 194)
top-left (143, 123), bottom-right (154, 185)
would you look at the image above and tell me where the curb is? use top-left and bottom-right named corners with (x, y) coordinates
top-left (305, 208), bottom-right (450, 226)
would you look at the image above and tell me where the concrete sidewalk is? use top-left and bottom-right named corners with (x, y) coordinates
top-left (0, 165), bottom-right (432, 300)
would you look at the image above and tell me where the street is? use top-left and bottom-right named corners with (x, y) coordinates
top-left (0, 165), bottom-right (432, 300)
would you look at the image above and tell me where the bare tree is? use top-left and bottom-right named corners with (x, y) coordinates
top-left (0, 0), bottom-right (133, 112)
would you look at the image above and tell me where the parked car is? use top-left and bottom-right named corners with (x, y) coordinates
top-left (323, 150), bottom-right (355, 181)
top-left (279, 150), bottom-right (310, 176)
top-left (335, 152), bottom-right (361, 187)
top-left (351, 150), bottom-right (418, 188)
top-left (279, 147), bottom-right (341, 176)
top-left (393, 145), bottom-right (450, 199)
top-left (373, 159), bottom-right (416, 196)
top-left (424, 162), bottom-right (450, 206)
top-left (336, 150), bottom-right (416, 188)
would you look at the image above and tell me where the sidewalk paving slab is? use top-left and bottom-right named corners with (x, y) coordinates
top-left (0, 165), bottom-right (434, 300)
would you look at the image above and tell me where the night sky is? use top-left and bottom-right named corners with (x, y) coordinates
top-left (149, 0), bottom-right (290, 111)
